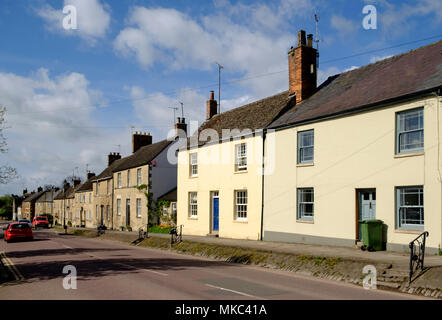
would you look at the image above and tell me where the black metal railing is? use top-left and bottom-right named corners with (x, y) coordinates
top-left (409, 231), bottom-right (429, 284)
top-left (138, 225), bottom-right (148, 240)
top-left (170, 225), bottom-right (183, 245)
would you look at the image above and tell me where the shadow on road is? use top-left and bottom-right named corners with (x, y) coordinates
top-left (4, 248), bottom-right (126, 259)
top-left (7, 256), bottom-right (234, 286)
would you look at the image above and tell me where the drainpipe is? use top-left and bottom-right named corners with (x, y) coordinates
top-left (260, 129), bottom-right (267, 241)
top-left (436, 88), bottom-right (442, 251)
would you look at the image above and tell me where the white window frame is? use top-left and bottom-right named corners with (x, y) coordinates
top-left (190, 153), bottom-right (198, 177)
top-left (107, 180), bottom-right (110, 195)
top-left (297, 130), bottom-right (314, 164)
top-left (95, 183), bottom-right (99, 195)
top-left (396, 107), bottom-right (424, 154)
top-left (117, 198), bottom-right (121, 216)
top-left (189, 192), bottom-right (198, 218)
top-left (96, 205), bottom-right (99, 220)
top-left (127, 170), bottom-right (131, 187)
top-left (297, 188), bottom-right (314, 220)
top-left (117, 173), bottom-right (122, 188)
top-left (235, 190), bottom-right (248, 221)
top-left (137, 168), bottom-right (142, 186)
top-left (106, 205), bottom-right (110, 221)
top-left (136, 198), bottom-right (142, 218)
top-left (396, 186), bottom-right (424, 230)
top-left (235, 143), bottom-right (247, 172)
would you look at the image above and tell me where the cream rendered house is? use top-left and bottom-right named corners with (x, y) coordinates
top-left (263, 32), bottom-right (442, 253)
top-left (177, 91), bottom-right (294, 240)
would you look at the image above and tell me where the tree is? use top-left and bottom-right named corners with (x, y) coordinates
top-left (0, 195), bottom-right (13, 219)
top-left (0, 107), bottom-right (17, 184)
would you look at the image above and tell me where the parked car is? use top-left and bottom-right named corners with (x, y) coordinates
top-left (19, 219), bottom-right (32, 228)
top-left (3, 222), bottom-right (34, 242)
top-left (32, 216), bottom-right (50, 229)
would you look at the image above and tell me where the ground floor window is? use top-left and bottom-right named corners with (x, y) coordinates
top-left (297, 188), bottom-right (314, 220)
top-left (235, 190), bottom-right (248, 221)
top-left (189, 192), bottom-right (198, 218)
top-left (117, 199), bottom-right (121, 216)
top-left (136, 199), bottom-right (142, 217)
top-left (397, 186), bottom-right (424, 230)
top-left (106, 205), bottom-right (110, 221)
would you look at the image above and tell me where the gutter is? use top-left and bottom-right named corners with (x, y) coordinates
top-left (260, 128), bottom-right (267, 241)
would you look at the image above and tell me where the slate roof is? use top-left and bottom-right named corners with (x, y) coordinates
top-left (23, 191), bottom-right (45, 202)
top-left (76, 178), bottom-right (94, 192)
top-left (36, 190), bottom-right (61, 202)
top-left (270, 40), bottom-right (442, 129)
top-left (191, 91), bottom-right (295, 146)
top-left (92, 157), bottom-right (126, 181)
top-left (113, 139), bottom-right (172, 172)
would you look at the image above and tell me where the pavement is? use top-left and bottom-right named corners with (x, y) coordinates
top-left (0, 228), bottom-right (429, 300)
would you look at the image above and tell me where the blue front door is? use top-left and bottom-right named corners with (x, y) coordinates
top-left (213, 198), bottom-right (219, 232)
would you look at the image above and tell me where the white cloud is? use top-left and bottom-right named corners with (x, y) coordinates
top-left (0, 69), bottom-right (127, 195)
top-left (113, 1), bottom-right (313, 97)
top-left (330, 14), bottom-right (359, 36)
top-left (36, 0), bottom-right (111, 43)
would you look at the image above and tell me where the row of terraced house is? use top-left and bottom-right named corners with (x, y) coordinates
top-left (19, 31), bottom-right (442, 254)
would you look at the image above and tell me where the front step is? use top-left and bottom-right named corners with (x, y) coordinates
top-left (376, 281), bottom-right (402, 289)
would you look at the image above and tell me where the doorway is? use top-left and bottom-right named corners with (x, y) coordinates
top-left (126, 199), bottom-right (131, 227)
top-left (211, 191), bottom-right (219, 233)
top-left (356, 189), bottom-right (376, 240)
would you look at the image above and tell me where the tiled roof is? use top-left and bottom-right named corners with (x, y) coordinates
top-left (192, 91), bottom-right (295, 146)
top-left (92, 157), bottom-right (126, 181)
top-left (23, 191), bottom-right (45, 202)
top-left (76, 178), bottom-right (94, 192)
top-left (270, 40), bottom-right (442, 129)
top-left (113, 139), bottom-right (172, 172)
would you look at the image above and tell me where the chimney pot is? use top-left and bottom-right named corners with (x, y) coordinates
top-left (108, 152), bottom-right (122, 166)
top-left (206, 91), bottom-right (218, 120)
top-left (175, 116), bottom-right (187, 137)
top-left (132, 131), bottom-right (152, 153)
top-left (289, 29), bottom-right (317, 103)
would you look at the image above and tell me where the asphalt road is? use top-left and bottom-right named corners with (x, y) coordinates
top-left (0, 226), bottom-right (425, 300)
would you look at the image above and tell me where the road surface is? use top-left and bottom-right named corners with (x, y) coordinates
top-left (0, 227), bottom-right (423, 300)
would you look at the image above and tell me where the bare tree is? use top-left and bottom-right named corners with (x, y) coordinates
top-left (0, 107), bottom-right (17, 184)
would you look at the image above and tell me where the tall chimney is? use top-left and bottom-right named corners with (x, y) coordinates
top-left (23, 189), bottom-right (27, 195)
top-left (206, 91), bottom-right (218, 120)
top-left (288, 30), bottom-right (317, 103)
top-left (37, 187), bottom-right (43, 192)
top-left (175, 117), bottom-right (187, 137)
top-left (63, 181), bottom-right (70, 191)
top-left (87, 171), bottom-right (96, 180)
top-left (132, 132), bottom-right (152, 153)
top-left (73, 178), bottom-right (81, 187)
top-left (108, 152), bottom-right (122, 166)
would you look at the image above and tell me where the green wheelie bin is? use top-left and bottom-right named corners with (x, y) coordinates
top-left (360, 220), bottom-right (384, 252)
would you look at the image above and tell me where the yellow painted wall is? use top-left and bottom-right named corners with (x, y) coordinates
top-left (177, 135), bottom-right (264, 240)
top-left (264, 95), bottom-right (442, 251)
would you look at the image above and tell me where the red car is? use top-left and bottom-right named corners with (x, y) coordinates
top-left (32, 216), bottom-right (50, 229)
top-left (3, 222), bottom-right (34, 242)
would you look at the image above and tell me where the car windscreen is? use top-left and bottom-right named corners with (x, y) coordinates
top-left (10, 224), bottom-right (29, 229)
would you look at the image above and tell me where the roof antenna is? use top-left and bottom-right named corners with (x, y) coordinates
top-left (168, 106), bottom-right (178, 124)
top-left (215, 62), bottom-right (223, 114)
top-left (178, 101), bottom-right (184, 118)
top-left (314, 11), bottom-right (320, 68)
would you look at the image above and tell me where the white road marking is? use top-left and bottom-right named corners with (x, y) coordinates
top-left (205, 283), bottom-right (264, 299)
top-left (115, 262), bottom-right (168, 277)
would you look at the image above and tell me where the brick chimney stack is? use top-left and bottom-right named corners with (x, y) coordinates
top-left (175, 117), bottom-right (187, 137)
top-left (206, 91), bottom-right (218, 120)
top-left (288, 30), bottom-right (317, 103)
top-left (72, 178), bottom-right (81, 187)
top-left (23, 189), bottom-right (28, 195)
top-left (108, 152), bottom-right (121, 166)
top-left (132, 132), bottom-right (152, 153)
top-left (87, 171), bottom-right (96, 180)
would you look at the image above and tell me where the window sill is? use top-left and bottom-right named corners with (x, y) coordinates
top-left (189, 175), bottom-right (198, 179)
top-left (188, 216), bottom-right (198, 220)
top-left (394, 151), bottom-right (424, 158)
top-left (297, 163), bottom-right (314, 167)
top-left (296, 219), bottom-right (314, 224)
top-left (234, 170), bottom-right (248, 174)
top-left (394, 228), bottom-right (423, 234)
top-left (234, 219), bottom-right (248, 223)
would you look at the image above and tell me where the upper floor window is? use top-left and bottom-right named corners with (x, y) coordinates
top-left (396, 108), bottom-right (424, 154)
top-left (95, 183), bottom-right (99, 195)
top-left (297, 188), bottom-right (314, 220)
top-left (117, 173), bottom-right (122, 188)
top-left (235, 143), bottom-right (247, 172)
top-left (107, 180), bottom-right (110, 195)
top-left (396, 186), bottom-right (424, 230)
top-left (235, 190), bottom-right (248, 221)
top-left (127, 170), bottom-right (131, 187)
top-left (190, 153), bottom-right (198, 176)
top-left (298, 130), bottom-right (314, 164)
top-left (89, 193), bottom-right (92, 204)
top-left (137, 168), bottom-right (142, 185)
top-left (189, 192), bottom-right (198, 217)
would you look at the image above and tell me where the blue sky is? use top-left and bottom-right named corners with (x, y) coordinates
top-left (0, 0), bottom-right (441, 195)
